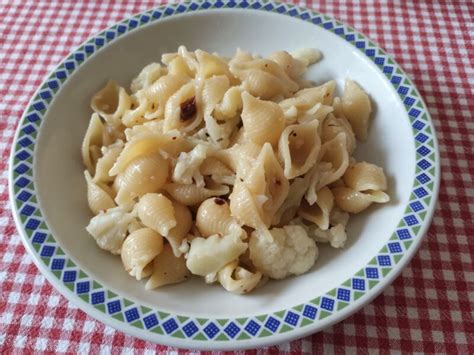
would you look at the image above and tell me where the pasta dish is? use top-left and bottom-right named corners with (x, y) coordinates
top-left (82, 47), bottom-right (389, 294)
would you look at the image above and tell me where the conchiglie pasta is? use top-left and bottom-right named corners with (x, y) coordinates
top-left (93, 140), bottom-right (123, 183)
top-left (130, 63), bottom-right (164, 93)
top-left (163, 182), bottom-right (229, 206)
top-left (342, 79), bottom-right (372, 140)
top-left (196, 197), bottom-right (241, 237)
top-left (136, 193), bottom-right (176, 236)
top-left (121, 228), bottom-right (164, 280)
top-left (84, 171), bottom-right (115, 215)
top-left (166, 200), bottom-right (192, 257)
top-left (163, 82), bottom-right (203, 133)
top-left (91, 80), bottom-right (132, 126)
top-left (241, 92), bottom-right (285, 147)
top-left (298, 186), bottom-right (334, 230)
top-left (115, 153), bottom-right (169, 205)
top-left (146, 244), bottom-right (190, 289)
top-left (218, 261), bottom-right (262, 294)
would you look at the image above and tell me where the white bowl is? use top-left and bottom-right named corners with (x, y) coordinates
top-left (9, 1), bottom-right (440, 350)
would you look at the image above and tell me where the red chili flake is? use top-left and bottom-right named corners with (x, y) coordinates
top-left (180, 96), bottom-right (196, 121)
top-left (172, 136), bottom-right (177, 140)
top-left (276, 180), bottom-right (281, 186)
top-left (292, 133), bottom-right (297, 137)
top-left (214, 198), bottom-right (225, 205)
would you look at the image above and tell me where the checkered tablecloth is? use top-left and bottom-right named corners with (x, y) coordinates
top-left (1, 0), bottom-right (473, 353)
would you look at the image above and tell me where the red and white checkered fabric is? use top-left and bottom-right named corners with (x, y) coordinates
top-left (1, 1), bottom-right (473, 353)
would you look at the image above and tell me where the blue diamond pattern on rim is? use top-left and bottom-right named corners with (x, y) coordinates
top-left (264, 317), bottom-right (281, 332)
top-left (26, 112), bottom-right (40, 122)
top-left (415, 133), bottom-right (429, 143)
top-left (345, 34), bottom-right (355, 41)
top-left (20, 204), bottom-right (34, 216)
top-left (125, 308), bottom-right (140, 322)
top-left (397, 228), bottom-right (412, 240)
top-left (383, 66), bottom-right (393, 74)
top-left (48, 80), bottom-right (59, 89)
top-left (51, 258), bottom-right (65, 270)
top-left (16, 150), bottom-right (31, 160)
top-left (398, 86), bottom-right (409, 95)
top-left (276, 5), bottom-right (286, 13)
top-left (284, 311), bottom-right (299, 326)
top-left (412, 120), bottom-right (425, 130)
top-left (22, 125), bottom-right (36, 134)
top-left (404, 96), bottom-right (416, 106)
top-left (378, 255), bottom-right (391, 266)
top-left (177, 4), bottom-right (188, 11)
top-left (312, 17), bottom-right (322, 24)
top-left (40, 90), bottom-right (51, 100)
top-left (228, 0), bottom-right (237, 7)
top-left (15, 164), bottom-right (29, 174)
top-left (366, 267), bottom-right (379, 279)
top-left (352, 278), bottom-right (365, 291)
top-left (417, 146), bottom-right (430, 156)
top-left (33, 102), bottom-right (45, 111)
top-left (16, 177), bottom-right (30, 188)
top-left (224, 322), bottom-right (240, 338)
top-left (244, 320), bottom-right (261, 336)
top-left (320, 297), bottom-right (335, 311)
top-left (416, 173), bottom-right (431, 184)
top-left (288, 9), bottom-right (298, 16)
top-left (365, 49), bottom-right (375, 56)
top-left (163, 318), bottom-right (179, 334)
top-left (264, 3), bottom-right (273, 10)
top-left (375, 57), bottom-right (384, 65)
top-left (143, 314), bottom-right (159, 329)
top-left (140, 15), bottom-right (150, 23)
top-left (74, 53), bottom-right (84, 61)
top-left (201, 2), bottom-right (211, 10)
top-left (356, 41), bottom-right (365, 48)
top-left (85, 45), bottom-right (94, 53)
top-left (323, 22), bottom-right (333, 29)
top-left (388, 242), bottom-right (403, 253)
top-left (63, 270), bottom-right (77, 283)
top-left (91, 291), bottom-right (105, 305)
top-left (251, 2), bottom-right (261, 8)
top-left (95, 38), bottom-right (104, 46)
top-left (414, 187), bottom-right (428, 198)
top-left (19, 137), bottom-right (33, 147)
top-left (183, 321), bottom-right (199, 337)
top-left (65, 61), bottom-right (75, 70)
top-left (32, 232), bottom-right (47, 244)
top-left (107, 300), bottom-right (121, 314)
top-left (409, 108), bottom-right (421, 118)
top-left (417, 159), bottom-right (431, 170)
top-left (129, 19), bottom-right (138, 28)
top-left (40, 245), bottom-right (54, 257)
top-left (56, 70), bottom-right (67, 79)
top-left (25, 218), bottom-right (40, 230)
top-left (117, 25), bottom-right (127, 33)
top-left (303, 305), bottom-right (317, 319)
top-left (152, 10), bottom-right (162, 18)
top-left (203, 322), bottom-right (219, 338)
top-left (335, 27), bottom-right (344, 34)
top-left (300, 12), bottom-right (309, 20)
top-left (76, 281), bottom-right (90, 294)
top-left (337, 289), bottom-right (351, 302)
top-left (391, 75), bottom-right (401, 84)
top-left (404, 215), bottom-right (419, 226)
top-left (17, 191), bottom-right (32, 202)
top-left (410, 201), bottom-right (424, 212)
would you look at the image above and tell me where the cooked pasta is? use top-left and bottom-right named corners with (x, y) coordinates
top-left (83, 47), bottom-right (390, 294)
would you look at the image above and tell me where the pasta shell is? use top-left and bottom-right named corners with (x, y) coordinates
top-left (298, 187), bottom-right (334, 230)
top-left (317, 133), bottom-right (349, 189)
top-left (278, 120), bottom-right (321, 179)
top-left (200, 157), bottom-right (235, 185)
top-left (146, 244), bottom-right (190, 290)
top-left (90, 80), bottom-right (132, 126)
top-left (343, 162), bottom-right (388, 191)
top-left (115, 153), bottom-right (169, 205)
top-left (321, 113), bottom-right (356, 154)
top-left (136, 193), bottom-right (176, 236)
top-left (196, 197), bottom-right (241, 237)
top-left (84, 170), bottom-right (115, 215)
top-left (82, 113), bottom-right (104, 174)
top-left (214, 86), bottom-right (243, 120)
top-left (109, 132), bottom-right (193, 176)
top-left (342, 80), bottom-right (372, 140)
top-left (272, 175), bottom-right (311, 225)
top-left (241, 92), bottom-right (285, 147)
top-left (166, 200), bottom-right (192, 257)
top-left (279, 80), bottom-right (336, 111)
top-left (167, 55), bottom-right (195, 77)
top-left (130, 63), bottom-right (164, 93)
top-left (196, 49), bottom-right (237, 83)
top-left (229, 181), bottom-right (265, 229)
top-left (332, 187), bottom-right (389, 213)
top-left (163, 182), bottom-right (229, 206)
top-left (143, 74), bottom-right (189, 119)
top-left (93, 140), bottom-right (123, 183)
top-left (121, 228), bottom-right (164, 280)
top-left (163, 82), bottom-right (203, 133)
top-left (217, 261), bottom-right (262, 294)
top-left (268, 50), bottom-right (306, 80)
top-left (201, 75), bottom-right (229, 114)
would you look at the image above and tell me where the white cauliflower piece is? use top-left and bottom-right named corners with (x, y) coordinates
top-left (249, 225), bottom-right (318, 279)
top-left (172, 144), bottom-right (210, 187)
top-left (86, 205), bottom-right (135, 254)
top-left (312, 224), bottom-right (347, 248)
top-left (186, 233), bottom-right (247, 276)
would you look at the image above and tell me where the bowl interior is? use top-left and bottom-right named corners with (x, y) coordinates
top-left (34, 9), bottom-right (414, 318)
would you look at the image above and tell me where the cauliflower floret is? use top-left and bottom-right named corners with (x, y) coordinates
top-left (86, 205), bottom-right (135, 254)
top-left (186, 233), bottom-right (247, 276)
top-left (172, 143), bottom-right (211, 187)
top-left (249, 225), bottom-right (318, 279)
top-left (312, 224), bottom-right (347, 248)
